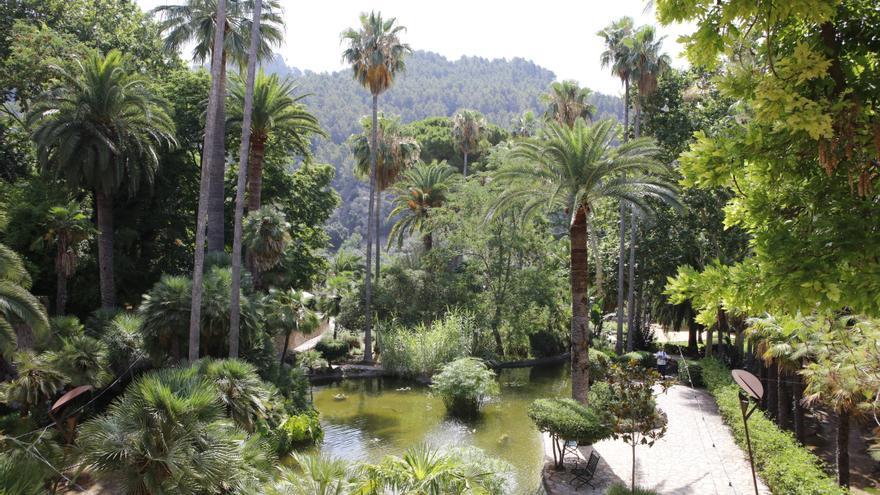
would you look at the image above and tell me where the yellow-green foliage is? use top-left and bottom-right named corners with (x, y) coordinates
top-left (701, 358), bottom-right (845, 495)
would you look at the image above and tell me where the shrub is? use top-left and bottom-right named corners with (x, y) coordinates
top-left (606, 483), bottom-right (659, 495)
top-left (527, 398), bottom-right (613, 468)
top-left (265, 410), bottom-right (324, 456)
top-left (617, 350), bottom-right (656, 368)
top-left (296, 350), bottom-right (328, 372)
top-left (701, 358), bottom-right (845, 495)
top-left (589, 348), bottom-right (612, 382)
top-left (315, 338), bottom-right (349, 363)
top-left (431, 357), bottom-right (499, 417)
top-left (528, 328), bottom-right (566, 358)
top-left (677, 359), bottom-right (703, 387)
top-left (380, 311), bottom-right (475, 377)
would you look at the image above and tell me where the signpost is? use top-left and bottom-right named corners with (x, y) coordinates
top-left (732, 369), bottom-right (763, 495)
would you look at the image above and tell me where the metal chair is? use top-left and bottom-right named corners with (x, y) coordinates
top-left (570, 450), bottom-right (600, 489)
top-left (561, 439), bottom-right (580, 467)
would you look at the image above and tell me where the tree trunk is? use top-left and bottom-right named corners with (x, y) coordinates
top-left (207, 49), bottom-right (228, 253)
top-left (363, 93), bottom-right (378, 364)
top-left (687, 322), bottom-right (697, 355)
top-left (631, 443), bottom-right (637, 493)
top-left (615, 80), bottom-right (629, 355)
top-left (587, 216), bottom-right (603, 300)
top-left (189, 0), bottom-right (228, 362)
top-left (375, 188), bottom-right (381, 281)
top-left (759, 361), bottom-right (768, 409)
top-left (280, 329), bottom-right (291, 365)
top-left (570, 205), bottom-right (591, 404)
top-left (705, 325), bottom-right (713, 357)
top-left (717, 308), bottom-right (729, 360)
top-left (794, 373), bottom-right (806, 443)
top-left (463, 150), bottom-right (469, 178)
top-left (422, 233), bottom-right (432, 251)
top-left (55, 245), bottom-right (67, 315)
top-left (94, 191), bottom-right (116, 309)
top-left (490, 304), bottom-right (504, 358)
top-left (625, 209), bottom-right (637, 352)
top-left (229, 0), bottom-right (262, 359)
top-left (245, 135), bottom-right (266, 212)
top-left (777, 364), bottom-right (791, 431)
top-left (837, 410), bottom-right (850, 488)
top-left (767, 364), bottom-right (778, 420)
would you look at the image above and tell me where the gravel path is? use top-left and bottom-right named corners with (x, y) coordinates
top-left (543, 385), bottom-right (771, 494)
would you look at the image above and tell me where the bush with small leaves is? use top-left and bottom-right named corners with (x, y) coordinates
top-left (528, 398), bottom-right (613, 468)
top-left (431, 357), bottom-right (499, 417)
top-left (315, 338), bottom-right (349, 363)
top-left (677, 359), bottom-right (703, 387)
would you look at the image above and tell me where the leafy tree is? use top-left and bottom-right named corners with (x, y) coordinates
top-left (153, 0), bottom-right (284, 252)
top-left (28, 50), bottom-right (175, 309)
top-left (387, 160), bottom-right (460, 251)
top-left (227, 71), bottom-right (325, 212)
top-left (33, 201), bottom-right (94, 314)
top-left (492, 119), bottom-right (677, 403)
top-left (541, 80), bottom-right (596, 127)
top-left (527, 397), bottom-right (613, 469)
top-left (341, 11), bottom-right (411, 363)
top-left (452, 109), bottom-right (487, 177)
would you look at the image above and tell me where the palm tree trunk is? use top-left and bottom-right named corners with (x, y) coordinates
top-left (463, 150), bottom-right (469, 178)
top-left (615, 80), bottom-right (630, 355)
top-left (570, 205), bottom-right (591, 404)
top-left (245, 136), bottom-right (266, 212)
top-left (837, 410), bottom-right (850, 487)
top-left (625, 209), bottom-right (637, 352)
top-left (705, 324), bottom-right (714, 357)
top-left (587, 216), bottom-right (603, 299)
top-left (207, 49), bottom-right (228, 253)
top-left (363, 93), bottom-right (378, 364)
top-left (687, 322), bottom-right (698, 355)
top-left (423, 233), bottom-right (432, 251)
top-left (94, 190), bottom-right (115, 309)
top-left (794, 373), bottom-right (806, 443)
top-left (229, 0), bottom-right (262, 359)
top-left (375, 188), bottom-right (381, 281)
top-left (55, 244), bottom-right (67, 315)
top-left (777, 364), bottom-right (791, 430)
top-left (189, 0), bottom-right (228, 362)
top-left (280, 328), bottom-right (292, 364)
top-left (767, 363), bottom-right (778, 420)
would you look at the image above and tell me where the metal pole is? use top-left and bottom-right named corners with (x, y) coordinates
top-left (739, 390), bottom-right (760, 495)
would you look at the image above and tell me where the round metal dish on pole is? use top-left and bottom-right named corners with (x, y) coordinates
top-left (732, 369), bottom-right (763, 495)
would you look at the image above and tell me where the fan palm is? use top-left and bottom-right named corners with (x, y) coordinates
top-left (341, 11), bottom-right (411, 364)
top-left (511, 110), bottom-right (539, 138)
top-left (364, 444), bottom-right (497, 495)
top-left (0, 351), bottom-right (66, 416)
top-left (46, 334), bottom-right (111, 388)
top-left (266, 289), bottom-right (319, 364)
top-left (153, 0), bottom-right (284, 252)
top-left (228, 71), bottom-right (325, 212)
top-left (622, 24), bottom-right (671, 348)
top-left (350, 114), bottom-right (421, 279)
top-left (0, 244), bottom-right (48, 360)
top-left (34, 202), bottom-right (94, 314)
top-left (243, 205), bottom-right (291, 276)
top-left (541, 81), bottom-right (596, 127)
top-left (598, 16), bottom-right (635, 355)
top-left (491, 119), bottom-right (677, 404)
top-left (387, 161), bottom-right (460, 251)
top-left (29, 50), bottom-right (175, 309)
top-left (193, 358), bottom-right (270, 432)
top-left (452, 109), bottom-right (487, 177)
top-left (271, 453), bottom-right (355, 495)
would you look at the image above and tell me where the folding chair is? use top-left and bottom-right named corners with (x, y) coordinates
top-left (570, 450), bottom-right (600, 489)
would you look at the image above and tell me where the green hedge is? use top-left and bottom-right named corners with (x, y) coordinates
top-left (315, 338), bottom-right (349, 363)
top-left (701, 358), bottom-right (845, 495)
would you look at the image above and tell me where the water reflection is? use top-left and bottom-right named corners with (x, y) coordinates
top-left (312, 363), bottom-right (569, 493)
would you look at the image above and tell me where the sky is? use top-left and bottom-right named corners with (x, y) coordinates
top-left (136, 0), bottom-right (694, 96)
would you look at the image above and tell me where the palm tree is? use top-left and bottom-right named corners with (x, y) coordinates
top-left (35, 202), bottom-right (94, 314)
top-left (511, 110), bottom-right (539, 138)
top-left (363, 444), bottom-right (499, 495)
top-left (228, 0), bottom-right (262, 360)
top-left (452, 109), bottom-right (487, 177)
top-left (541, 81), bottom-right (596, 127)
top-left (387, 161), bottom-right (460, 251)
top-left (153, 0), bottom-right (284, 252)
top-left (29, 51), bottom-right (175, 309)
top-left (0, 244), bottom-right (48, 365)
top-left (194, 358), bottom-right (270, 432)
top-left (341, 11), bottom-right (411, 364)
top-left (266, 289), bottom-right (319, 364)
top-left (598, 16), bottom-right (635, 355)
top-left (491, 119), bottom-right (677, 404)
top-left (243, 205), bottom-right (291, 277)
top-left (350, 114), bottom-right (421, 279)
top-left (46, 334), bottom-right (111, 387)
top-left (227, 71), bottom-right (325, 212)
top-left (0, 352), bottom-right (66, 417)
top-left (272, 453), bottom-right (355, 495)
top-left (623, 25), bottom-right (671, 348)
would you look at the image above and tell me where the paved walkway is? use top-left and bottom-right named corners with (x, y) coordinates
top-left (293, 318), bottom-right (334, 353)
top-left (543, 385), bottom-right (770, 494)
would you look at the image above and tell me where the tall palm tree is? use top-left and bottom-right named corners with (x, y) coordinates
top-left (341, 11), bottom-right (411, 364)
top-left (153, 0), bottom-right (284, 252)
top-left (541, 81), bottom-right (596, 127)
top-left (452, 109), bottom-right (486, 177)
top-left (228, 0), bottom-right (261, 360)
top-left (387, 161), bottom-right (460, 251)
top-left (0, 244), bottom-right (49, 378)
top-left (35, 202), bottom-right (94, 314)
top-left (350, 114), bottom-right (420, 279)
top-left (598, 16), bottom-right (635, 354)
top-left (623, 25), bottom-right (671, 348)
top-left (491, 119), bottom-right (677, 404)
top-left (29, 50), bottom-right (175, 309)
top-left (227, 72), bottom-right (325, 212)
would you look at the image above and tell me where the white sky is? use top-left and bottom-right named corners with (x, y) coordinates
top-left (137, 0), bottom-right (693, 96)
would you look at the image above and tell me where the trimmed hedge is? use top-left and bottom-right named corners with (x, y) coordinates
top-left (701, 358), bottom-right (845, 494)
top-left (315, 338), bottom-right (349, 363)
top-left (527, 398), bottom-right (613, 445)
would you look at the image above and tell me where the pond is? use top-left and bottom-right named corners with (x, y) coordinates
top-left (312, 363), bottom-right (570, 494)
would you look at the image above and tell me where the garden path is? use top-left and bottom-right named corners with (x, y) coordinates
top-left (541, 384), bottom-right (771, 494)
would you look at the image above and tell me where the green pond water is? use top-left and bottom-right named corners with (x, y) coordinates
top-left (312, 363), bottom-right (570, 493)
